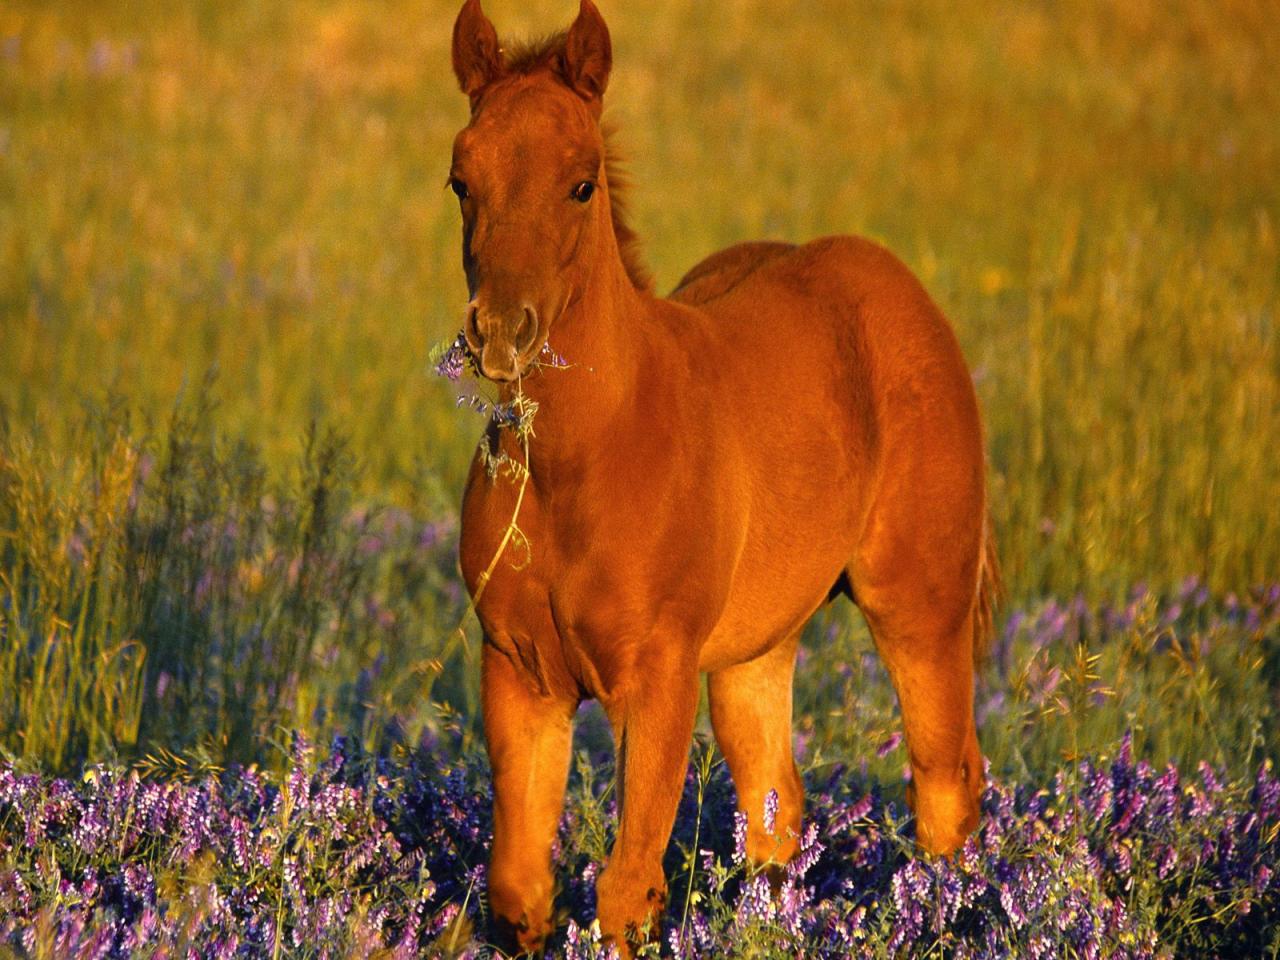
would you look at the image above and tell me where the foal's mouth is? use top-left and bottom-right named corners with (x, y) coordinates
top-left (477, 347), bottom-right (536, 383)
top-left (464, 302), bottom-right (537, 383)
top-left (470, 332), bottom-right (551, 384)
top-left (464, 293), bottom-right (567, 383)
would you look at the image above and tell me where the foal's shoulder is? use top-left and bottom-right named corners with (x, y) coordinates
top-left (668, 241), bottom-right (796, 306)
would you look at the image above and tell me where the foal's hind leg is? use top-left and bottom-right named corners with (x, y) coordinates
top-left (850, 496), bottom-right (985, 857)
top-left (856, 591), bottom-right (984, 855)
top-left (708, 637), bottom-right (804, 869)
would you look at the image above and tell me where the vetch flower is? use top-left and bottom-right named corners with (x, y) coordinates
top-left (731, 811), bottom-right (748, 865)
top-left (763, 789), bottom-right (779, 835)
top-left (875, 732), bottom-right (903, 759)
top-left (433, 332), bottom-right (470, 381)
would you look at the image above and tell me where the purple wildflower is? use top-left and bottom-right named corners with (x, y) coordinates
top-left (731, 811), bottom-right (748, 865)
top-left (433, 332), bottom-right (470, 381)
top-left (876, 731), bottom-right (903, 759)
top-left (539, 341), bottom-right (570, 368)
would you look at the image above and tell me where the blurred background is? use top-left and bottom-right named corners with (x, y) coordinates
top-left (1, 0), bottom-right (1277, 775)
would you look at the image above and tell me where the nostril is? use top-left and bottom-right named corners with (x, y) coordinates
top-left (463, 303), bottom-right (483, 351)
top-left (515, 305), bottom-right (538, 353)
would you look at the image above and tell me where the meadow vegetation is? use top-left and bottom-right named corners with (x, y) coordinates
top-left (0, 0), bottom-right (1277, 954)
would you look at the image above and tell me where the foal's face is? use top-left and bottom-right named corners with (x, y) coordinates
top-left (449, 0), bottom-right (613, 383)
top-left (450, 84), bottom-right (606, 382)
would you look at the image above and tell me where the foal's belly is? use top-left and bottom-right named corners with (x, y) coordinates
top-left (692, 400), bottom-right (870, 673)
top-left (695, 526), bottom-right (853, 674)
top-left (698, 598), bottom-right (824, 673)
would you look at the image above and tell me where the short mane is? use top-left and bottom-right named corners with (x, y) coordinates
top-left (501, 33), bottom-right (653, 293)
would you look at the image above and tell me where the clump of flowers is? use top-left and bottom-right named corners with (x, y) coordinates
top-left (432, 330), bottom-right (570, 432)
top-left (2, 726), bottom-right (1277, 957)
top-left (429, 329), bottom-right (571, 585)
top-left (430, 331), bottom-right (472, 383)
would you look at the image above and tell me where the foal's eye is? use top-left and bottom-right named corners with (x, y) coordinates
top-left (571, 180), bottom-right (596, 203)
top-left (449, 178), bottom-right (469, 201)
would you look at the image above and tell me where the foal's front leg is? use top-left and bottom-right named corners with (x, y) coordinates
top-left (596, 649), bottom-right (700, 954)
top-left (482, 642), bottom-right (575, 955)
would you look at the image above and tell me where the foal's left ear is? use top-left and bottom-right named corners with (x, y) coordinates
top-left (561, 0), bottom-right (612, 103)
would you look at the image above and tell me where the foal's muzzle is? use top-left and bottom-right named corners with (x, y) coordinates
top-left (464, 301), bottom-right (540, 382)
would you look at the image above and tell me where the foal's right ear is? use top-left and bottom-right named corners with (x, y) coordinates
top-left (452, 0), bottom-right (503, 104)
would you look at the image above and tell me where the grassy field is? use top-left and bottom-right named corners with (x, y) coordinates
top-left (3, 0), bottom-right (1278, 597)
top-left (1, 0), bottom-right (1279, 954)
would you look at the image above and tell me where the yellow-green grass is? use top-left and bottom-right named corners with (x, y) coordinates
top-left (3, 0), bottom-right (1278, 602)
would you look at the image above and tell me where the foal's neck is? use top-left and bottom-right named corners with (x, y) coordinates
top-left (510, 248), bottom-right (647, 470)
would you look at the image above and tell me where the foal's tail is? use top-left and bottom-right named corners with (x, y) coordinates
top-left (973, 515), bottom-right (1002, 667)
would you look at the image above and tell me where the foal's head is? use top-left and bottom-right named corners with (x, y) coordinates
top-left (450, 0), bottom-right (634, 383)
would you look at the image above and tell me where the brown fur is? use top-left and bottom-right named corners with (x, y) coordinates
top-left (448, 1), bottom-right (998, 954)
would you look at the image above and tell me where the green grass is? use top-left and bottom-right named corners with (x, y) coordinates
top-left (1, 0), bottom-right (1278, 773)
top-left (0, 396), bottom-right (479, 771)
top-left (3, 0), bottom-right (1277, 599)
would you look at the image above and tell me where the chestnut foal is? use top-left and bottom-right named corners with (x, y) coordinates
top-left (448, 1), bottom-right (998, 953)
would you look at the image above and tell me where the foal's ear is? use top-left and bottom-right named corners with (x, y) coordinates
top-left (562, 0), bottom-right (612, 103)
top-left (452, 0), bottom-right (503, 103)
